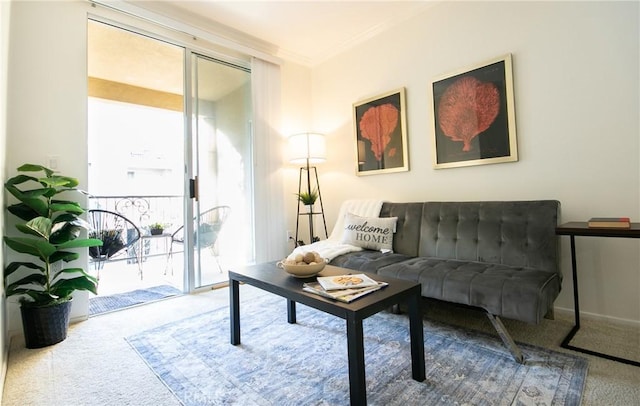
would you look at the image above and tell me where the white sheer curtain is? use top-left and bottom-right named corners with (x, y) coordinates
top-left (251, 57), bottom-right (287, 262)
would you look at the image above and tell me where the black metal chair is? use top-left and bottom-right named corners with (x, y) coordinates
top-left (167, 206), bottom-right (231, 274)
top-left (87, 209), bottom-right (142, 278)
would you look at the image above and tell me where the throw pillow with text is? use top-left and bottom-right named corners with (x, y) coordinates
top-left (341, 212), bottom-right (398, 252)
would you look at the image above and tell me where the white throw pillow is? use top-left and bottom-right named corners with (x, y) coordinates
top-left (341, 212), bottom-right (398, 252)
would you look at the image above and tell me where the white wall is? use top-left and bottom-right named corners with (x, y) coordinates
top-left (281, 61), bottom-right (313, 136)
top-left (5, 0), bottom-right (91, 335)
top-left (302, 1), bottom-right (639, 323)
top-left (1, 0), bottom-right (12, 394)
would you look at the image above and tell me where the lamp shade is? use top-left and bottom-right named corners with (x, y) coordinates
top-left (288, 132), bottom-right (326, 164)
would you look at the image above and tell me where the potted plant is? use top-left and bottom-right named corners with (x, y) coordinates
top-left (88, 229), bottom-right (125, 260)
top-left (296, 188), bottom-right (319, 212)
top-left (3, 164), bottom-right (103, 348)
top-left (149, 222), bottom-right (165, 235)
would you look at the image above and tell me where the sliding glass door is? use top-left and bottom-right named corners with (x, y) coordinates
top-left (188, 54), bottom-right (254, 289)
top-left (88, 19), bottom-right (255, 294)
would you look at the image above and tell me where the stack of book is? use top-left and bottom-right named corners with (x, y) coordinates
top-left (303, 273), bottom-right (388, 303)
top-left (587, 217), bottom-right (631, 228)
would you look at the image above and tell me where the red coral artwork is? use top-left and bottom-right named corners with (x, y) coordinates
top-left (437, 76), bottom-right (500, 152)
top-left (354, 88), bottom-right (408, 175)
top-left (358, 104), bottom-right (399, 161)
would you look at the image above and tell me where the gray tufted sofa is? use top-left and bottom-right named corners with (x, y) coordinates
top-left (331, 200), bottom-right (561, 363)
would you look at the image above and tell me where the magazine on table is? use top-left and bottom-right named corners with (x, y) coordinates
top-left (316, 273), bottom-right (379, 291)
top-left (303, 280), bottom-right (388, 303)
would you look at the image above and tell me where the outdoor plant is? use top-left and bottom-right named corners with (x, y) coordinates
top-left (295, 188), bottom-right (319, 206)
top-left (3, 164), bottom-right (103, 308)
top-left (89, 229), bottom-right (125, 259)
top-left (149, 222), bottom-right (165, 231)
top-left (149, 222), bottom-right (166, 235)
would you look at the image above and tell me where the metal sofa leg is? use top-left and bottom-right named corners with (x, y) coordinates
top-left (485, 312), bottom-right (524, 364)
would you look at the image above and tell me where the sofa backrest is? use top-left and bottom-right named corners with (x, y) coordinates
top-left (380, 200), bottom-right (561, 275)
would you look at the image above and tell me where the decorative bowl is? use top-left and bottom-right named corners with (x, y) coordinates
top-left (277, 259), bottom-right (326, 278)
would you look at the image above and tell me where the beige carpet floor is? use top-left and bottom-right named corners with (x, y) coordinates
top-left (3, 285), bottom-right (639, 405)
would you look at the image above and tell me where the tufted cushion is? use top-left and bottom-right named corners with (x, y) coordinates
top-left (341, 212), bottom-right (398, 251)
top-left (330, 249), bottom-right (412, 273)
top-left (376, 257), bottom-right (561, 324)
top-left (379, 201), bottom-right (560, 275)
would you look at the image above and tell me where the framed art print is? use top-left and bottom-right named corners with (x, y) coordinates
top-left (431, 54), bottom-right (518, 169)
top-left (353, 88), bottom-right (409, 176)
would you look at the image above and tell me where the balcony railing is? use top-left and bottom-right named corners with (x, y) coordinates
top-left (87, 195), bottom-right (234, 290)
top-left (88, 195), bottom-right (183, 233)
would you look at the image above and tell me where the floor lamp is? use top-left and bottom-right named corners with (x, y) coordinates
top-left (289, 132), bottom-right (328, 246)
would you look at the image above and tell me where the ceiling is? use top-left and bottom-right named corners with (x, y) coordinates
top-left (128, 1), bottom-right (439, 67)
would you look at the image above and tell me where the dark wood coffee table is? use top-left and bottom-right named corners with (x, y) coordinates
top-left (229, 262), bottom-right (425, 406)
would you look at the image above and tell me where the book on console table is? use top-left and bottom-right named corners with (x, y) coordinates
top-left (303, 281), bottom-right (388, 303)
top-left (587, 217), bottom-right (631, 228)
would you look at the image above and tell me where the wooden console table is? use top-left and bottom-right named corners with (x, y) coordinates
top-left (555, 222), bottom-right (640, 367)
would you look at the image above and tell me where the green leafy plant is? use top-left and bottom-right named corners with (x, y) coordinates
top-left (295, 188), bottom-right (319, 205)
top-left (149, 222), bottom-right (166, 235)
top-left (149, 222), bottom-right (165, 231)
top-left (3, 164), bottom-right (103, 308)
top-left (89, 229), bottom-right (125, 258)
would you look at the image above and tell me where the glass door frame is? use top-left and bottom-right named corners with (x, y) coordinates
top-left (183, 49), bottom-right (254, 293)
top-left (182, 50), bottom-right (196, 292)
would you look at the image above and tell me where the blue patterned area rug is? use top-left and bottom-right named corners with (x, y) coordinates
top-left (90, 285), bottom-right (182, 316)
top-left (126, 289), bottom-right (587, 405)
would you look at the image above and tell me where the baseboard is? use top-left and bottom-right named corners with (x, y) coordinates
top-left (555, 306), bottom-right (640, 328)
top-left (0, 335), bottom-right (9, 401)
top-left (70, 315), bottom-right (89, 324)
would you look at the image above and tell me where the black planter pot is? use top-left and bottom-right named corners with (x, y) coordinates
top-left (20, 300), bottom-right (73, 349)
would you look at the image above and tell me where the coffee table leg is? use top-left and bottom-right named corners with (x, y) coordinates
top-left (230, 278), bottom-right (240, 345)
top-left (287, 299), bottom-right (296, 324)
top-left (407, 291), bottom-right (425, 381)
top-left (346, 316), bottom-right (366, 406)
